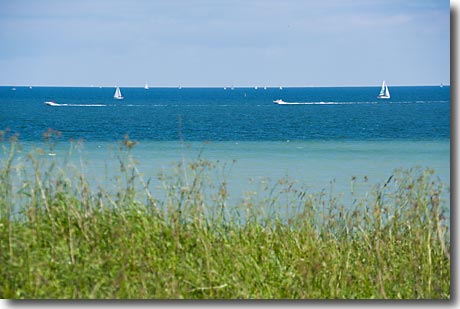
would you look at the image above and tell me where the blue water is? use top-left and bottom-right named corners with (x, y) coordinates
top-left (0, 86), bottom-right (450, 142)
top-left (0, 86), bottom-right (451, 205)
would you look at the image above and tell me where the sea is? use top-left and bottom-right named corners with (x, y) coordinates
top-left (0, 85), bottom-right (451, 208)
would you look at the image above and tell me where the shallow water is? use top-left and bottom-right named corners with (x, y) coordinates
top-left (13, 139), bottom-right (449, 207)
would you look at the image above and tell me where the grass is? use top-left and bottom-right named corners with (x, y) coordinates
top-left (0, 132), bottom-right (450, 299)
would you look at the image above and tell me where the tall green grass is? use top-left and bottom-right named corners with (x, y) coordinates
top-left (0, 133), bottom-right (450, 299)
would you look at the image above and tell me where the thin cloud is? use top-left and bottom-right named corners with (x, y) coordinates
top-left (0, 0), bottom-right (450, 86)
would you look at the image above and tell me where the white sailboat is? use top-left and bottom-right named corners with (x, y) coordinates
top-left (377, 80), bottom-right (390, 99)
top-left (114, 86), bottom-right (124, 99)
top-left (144, 83), bottom-right (149, 90)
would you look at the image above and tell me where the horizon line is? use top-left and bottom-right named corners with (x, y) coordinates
top-left (0, 84), bottom-right (451, 88)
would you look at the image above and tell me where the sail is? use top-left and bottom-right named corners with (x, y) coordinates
top-left (384, 84), bottom-right (390, 98)
top-left (379, 81), bottom-right (386, 97)
top-left (378, 80), bottom-right (390, 99)
top-left (114, 87), bottom-right (123, 99)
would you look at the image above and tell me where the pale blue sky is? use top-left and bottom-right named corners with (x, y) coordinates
top-left (0, 0), bottom-right (450, 87)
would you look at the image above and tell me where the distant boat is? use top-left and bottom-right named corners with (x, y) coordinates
top-left (144, 83), bottom-right (149, 90)
top-left (11, 87), bottom-right (16, 91)
top-left (377, 80), bottom-right (390, 99)
top-left (273, 99), bottom-right (286, 104)
top-left (440, 83), bottom-right (444, 88)
top-left (114, 86), bottom-right (124, 99)
top-left (44, 101), bottom-right (60, 106)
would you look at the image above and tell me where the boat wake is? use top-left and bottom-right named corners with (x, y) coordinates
top-left (273, 99), bottom-right (378, 105)
top-left (45, 101), bottom-right (107, 107)
top-left (273, 100), bottom-right (448, 105)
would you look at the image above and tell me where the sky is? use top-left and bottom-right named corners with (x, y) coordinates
top-left (0, 0), bottom-right (451, 87)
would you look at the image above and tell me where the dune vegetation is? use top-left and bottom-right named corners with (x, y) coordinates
top-left (0, 132), bottom-right (450, 299)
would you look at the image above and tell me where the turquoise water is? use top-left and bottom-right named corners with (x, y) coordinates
top-left (1, 86), bottom-right (450, 208)
top-left (20, 139), bottom-right (449, 205)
